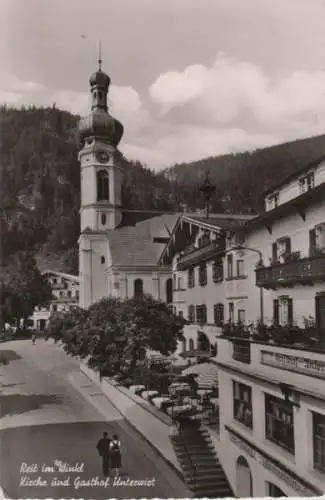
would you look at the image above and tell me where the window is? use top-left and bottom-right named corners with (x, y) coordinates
top-left (313, 412), bottom-right (325, 472)
top-left (177, 277), bottom-right (182, 290)
top-left (229, 302), bottom-right (234, 323)
top-left (199, 263), bottom-right (207, 286)
top-left (227, 254), bottom-right (233, 278)
top-left (101, 213), bottom-right (107, 225)
top-left (173, 273), bottom-right (177, 290)
top-left (63, 281), bottom-right (68, 289)
top-left (310, 223), bottom-right (325, 255)
top-left (53, 278), bottom-right (57, 284)
top-left (97, 169), bottom-right (109, 201)
top-left (188, 305), bottom-right (195, 323)
top-left (134, 279), bottom-right (143, 297)
top-left (233, 381), bottom-right (253, 428)
top-left (277, 237), bottom-right (291, 262)
top-left (198, 231), bottom-right (210, 247)
top-left (76, 291), bottom-right (80, 300)
top-left (101, 256), bottom-right (105, 264)
top-left (212, 260), bottom-right (223, 282)
top-left (265, 394), bottom-right (294, 454)
top-left (52, 304), bottom-right (57, 312)
top-left (267, 193), bottom-right (279, 210)
top-left (273, 297), bottom-right (293, 326)
top-left (166, 278), bottom-right (173, 304)
top-left (67, 290), bottom-right (72, 298)
top-left (188, 267), bottom-right (195, 288)
top-left (267, 483), bottom-right (287, 497)
top-left (196, 305), bottom-right (207, 324)
top-left (299, 172), bottom-right (315, 193)
top-left (214, 303), bottom-right (224, 326)
top-left (189, 338), bottom-right (195, 351)
top-left (238, 309), bottom-right (246, 324)
top-left (59, 291), bottom-right (63, 297)
top-left (236, 260), bottom-right (245, 277)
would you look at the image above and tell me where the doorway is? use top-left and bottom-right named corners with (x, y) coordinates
top-left (236, 456), bottom-right (253, 497)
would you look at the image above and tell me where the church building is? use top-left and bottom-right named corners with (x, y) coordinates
top-left (78, 58), bottom-right (178, 308)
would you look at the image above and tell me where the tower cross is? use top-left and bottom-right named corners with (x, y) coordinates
top-left (98, 40), bottom-right (102, 70)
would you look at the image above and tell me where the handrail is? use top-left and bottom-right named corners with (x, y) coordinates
top-left (178, 420), bottom-right (197, 487)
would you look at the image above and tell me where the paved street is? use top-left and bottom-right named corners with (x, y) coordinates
top-left (0, 339), bottom-right (189, 499)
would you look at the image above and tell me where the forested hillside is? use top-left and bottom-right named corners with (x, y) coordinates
top-left (1, 105), bottom-right (325, 276)
top-left (164, 134), bottom-right (325, 213)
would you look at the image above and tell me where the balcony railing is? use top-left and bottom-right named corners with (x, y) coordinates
top-left (177, 241), bottom-right (223, 271)
top-left (256, 253), bottom-right (325, 288)
top-left (232, 340), bottom-right (251, 364)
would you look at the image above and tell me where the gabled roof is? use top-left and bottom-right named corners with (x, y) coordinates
top-left (42, 270), bottom-right (79, 282)
top-left (107, 213), bottom-right (180, 267)
top-left (263, 153), bottom-right (325, 196)
top-left (158, 213), bottom-right (255, 265)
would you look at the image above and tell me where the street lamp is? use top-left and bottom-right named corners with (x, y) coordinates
top-left (199, 172), bottom-right (216, 220)
top-left (226, 245), bottom-right (264, 325)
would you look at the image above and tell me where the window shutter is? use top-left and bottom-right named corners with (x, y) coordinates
top-left (287, 298), bottom-right (293, 325)
top-left (272, 242), bottom-right (277, 262)
top-left (315, 296), bottom-right (321, 329)
top-left (273, 299), bottom-right (279, 325)
top-left (309, 229), bottom-right (316, 255)
top-left (285, 237), bottom-right (291, 255)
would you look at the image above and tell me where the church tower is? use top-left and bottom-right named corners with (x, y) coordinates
top-left (78, 54), bottom-right (124, 307)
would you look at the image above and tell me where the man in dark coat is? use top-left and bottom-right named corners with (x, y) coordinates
top-left (96, 432), bottom-right (111, 477)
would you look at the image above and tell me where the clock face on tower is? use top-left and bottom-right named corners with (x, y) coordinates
top-left (96, 151), bottom-right (110, 163)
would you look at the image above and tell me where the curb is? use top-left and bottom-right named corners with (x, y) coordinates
top-left (70, 371), bottom-right (192, 495)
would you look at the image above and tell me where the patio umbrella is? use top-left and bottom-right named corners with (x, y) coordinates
top-left (182, 362), bottom-right (218, 390)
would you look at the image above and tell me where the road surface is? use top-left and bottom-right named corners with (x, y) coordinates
top-left (0, 339), bottom-right (189, 499)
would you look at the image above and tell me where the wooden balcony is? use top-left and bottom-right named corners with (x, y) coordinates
top-left (177, 241), bottom-right (223, 271)
top-left (255, 254), bottom-right (325, 289)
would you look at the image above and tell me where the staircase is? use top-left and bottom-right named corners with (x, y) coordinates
top-left (170, 423), bottom-right (234, 498)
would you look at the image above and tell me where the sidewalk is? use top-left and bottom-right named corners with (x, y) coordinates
top-left (69, 370), bottom-right (192, 498)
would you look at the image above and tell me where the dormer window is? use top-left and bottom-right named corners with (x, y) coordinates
top-left (299, 172), bottom-right (315, 194)
top-left (267, 193), bottom-right (279, 210)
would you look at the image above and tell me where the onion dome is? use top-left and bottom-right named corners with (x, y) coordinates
top-left (79, 111), bottom-right (124, 147)
top-left (79, 55), bottom-right (124, 146)
top-left (89, 69), bottom-right (110, 88)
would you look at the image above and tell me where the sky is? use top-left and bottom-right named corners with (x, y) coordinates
top-left (2, 0), bottom-right (325, 170)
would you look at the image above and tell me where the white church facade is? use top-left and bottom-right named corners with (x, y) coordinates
top-left (77, 59), bottom-right (178, 308)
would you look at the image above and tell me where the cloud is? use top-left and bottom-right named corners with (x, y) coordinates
top-left (149, 54), bottom-right (325, 129)
top-left (109, 85), bottom-right (151, 135)
top-left (120, 125), bottom-right (277, 169)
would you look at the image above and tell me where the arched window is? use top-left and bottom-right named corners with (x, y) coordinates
top-left (97, 170), bottom-right (109, 201)
top-left (134, 278), bottom-right (143, 297)
top-left (166, 278), bottom-right (173, 304)
top-left (101, 213), bottom-right (106, 225)
top-left (267, 483), bottom-right (287, 497)
top-left (197, 331), bottom-right (210, 351)
top-left (236, 456), bottom-right (253, 497)
top-left (189, 338), bottom-right (194, 351)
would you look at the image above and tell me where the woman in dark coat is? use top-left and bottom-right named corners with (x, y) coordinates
top-left (109, 433), bottom-right (122, 475)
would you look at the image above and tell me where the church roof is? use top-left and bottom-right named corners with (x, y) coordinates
top-left (107, 213), bottom-right (180, 267)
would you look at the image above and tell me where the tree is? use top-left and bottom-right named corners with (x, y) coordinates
top-left (117, 295), bottom-right (185, 376)
top-left (45, 295), bottom-right (185, 379)
top-left (0, 251), bottom-right (53, 329)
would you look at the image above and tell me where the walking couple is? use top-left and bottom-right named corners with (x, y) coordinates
top-left (96, 432), bottom-right (122, 477)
